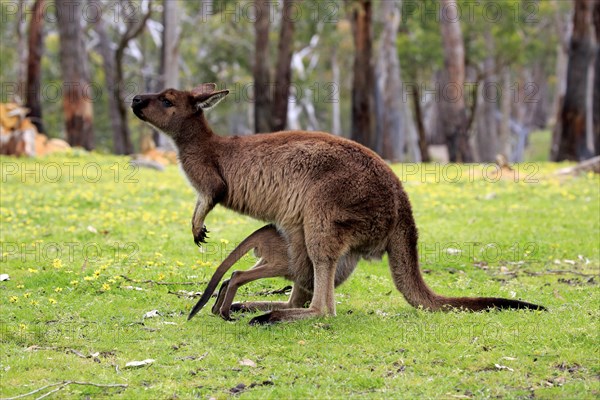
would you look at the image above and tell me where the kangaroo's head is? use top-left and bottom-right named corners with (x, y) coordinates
top-left (131, 83), bottom-right (229, 137)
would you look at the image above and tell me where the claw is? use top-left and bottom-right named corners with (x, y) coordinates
top-left (194, 226), bottom-right (209, 247)
top-left (229, 303), bottom-right (248, 313)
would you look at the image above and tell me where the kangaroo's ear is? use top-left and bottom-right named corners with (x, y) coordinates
top-left (191, 83), bottom-right (217, 97)
top-left (194, 90), bottom-right (229, 111)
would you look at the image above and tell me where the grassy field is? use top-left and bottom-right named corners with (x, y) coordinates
top-left (1, 153), bottom-right (598, 399)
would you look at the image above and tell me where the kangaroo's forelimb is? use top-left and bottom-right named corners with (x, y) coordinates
top-left (191, 196), bottom-right (213, 246)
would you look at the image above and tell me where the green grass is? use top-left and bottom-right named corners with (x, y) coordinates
top-left (1, 154), bottom-right (598, 399)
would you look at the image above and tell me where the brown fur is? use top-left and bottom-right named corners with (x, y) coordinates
top-left (189, 224), bottom-right (290, 321)
top-left (131, 83), bottom-right (546, 324)
top-left (189, 224), bottom-right (358, 321)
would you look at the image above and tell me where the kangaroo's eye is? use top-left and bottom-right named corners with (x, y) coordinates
top-left (162, 99), bottom-right (173, 108)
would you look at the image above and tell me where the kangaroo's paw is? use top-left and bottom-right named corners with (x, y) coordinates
top-left (229, 302), bottom-right (254, 313)
top-left (219, 309), bottom-right (235, 321)
top-left (193, 226), bottom-right (209, 247)
top-left (249, 312), bottom-right (278, 325)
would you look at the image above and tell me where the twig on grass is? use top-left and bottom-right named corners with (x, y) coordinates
top-left (80, 257), bottom-right (88, 273)
top-left (1, 382), bottom-right (64, 400)
top-left (2, 381), bottom-right (128, 400)
top-left (67, 348), bottom-right (87, 358)
top-left (24, 346), bottom-right (98, 361)
top-left (24, 346), bottom-right (61, 352)
top-left (33, 383), bottom-right (70, 400)
top-left (524, 269), bottom-right (597, 278)
top-left (119, 274), bottom-right (204, 286)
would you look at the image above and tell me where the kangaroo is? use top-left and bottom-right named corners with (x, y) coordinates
top-left (189, 224), bottom-right (359, 321)
top-left (131, 83), bottom-right (546, 324)
top-left (189, 224), bottom-right (290, 321)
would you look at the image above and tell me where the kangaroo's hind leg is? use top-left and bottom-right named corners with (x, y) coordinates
top-left (213, 260), bottom-right (290, 320)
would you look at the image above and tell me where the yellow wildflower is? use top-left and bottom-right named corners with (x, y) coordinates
top-left (9, 296), bottom-right (18, 303)
top-left (48, 298), bottom-right (57, 304)
top-left (52, 259), bottom-right (63, 269)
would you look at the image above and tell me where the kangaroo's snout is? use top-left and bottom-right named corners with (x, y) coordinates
top-left (131, 95), bottom-right (143, 106)
top-left (131, 95), bottom-right (149, 108)
top-left (131, 95), bottom-right (149, 119)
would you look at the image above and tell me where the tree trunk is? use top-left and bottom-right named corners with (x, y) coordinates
top-left (375, 0), bottom-right (402, 161)
top-left (475, 29), bottom-right (498, 162)
top-left (350, 0), bottom-right (376, 150)
top-left (155, 0), bottom-right (180, 148)
top-left (555, 0), bottom-right (595, 161)
top-left (529, 62), bottom-right (550, 129)
top-left (438, 0), bottom-right (472, 162)
top-left (92, 0), bottom-right (127, 155)
top-left (411, 86), bottom-right (431, 162)
top-left (592, 0), bottom-right (600, 155)
top-left (254, 0), bottom-right (272, 133)
top-left (56, 0), bottom-right (94, 149)
top-left (498, 67), bottom-right (512, 159)
top-left (271, 0), bottom-right (295, 132)
top-left (25, 0), bottom-right (46, 134)
top-left (585, 51), bottom-right (595, 154)
top-left (331, 47), bottom-right (341, 135)
top-left (16, 0), bottom-right (27, 101)
top-left (550, 0), bottom-right (572, 160)
top-left (112, 1), bottom-right (152, 155)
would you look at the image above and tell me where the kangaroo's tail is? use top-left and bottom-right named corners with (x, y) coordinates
top-left (188, 225), bottom-right (275, 320)
top-left (386, 221), bottom-right (546, 312)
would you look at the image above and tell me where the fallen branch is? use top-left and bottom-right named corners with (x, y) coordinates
top-left (524, 269), bottom-right (598, 278)
top-left (2, 382), bottom-right (64, 400)
top-left (24, 346), bottom-right (98, 360)
top-left (119, 275), bottom-right (204, 286)
top-left (554, 155), bottom-right (600, 176)
top-left (2, 381), bottom-right (127, 400)
top-left (24, 346), bottom-right (61, 352)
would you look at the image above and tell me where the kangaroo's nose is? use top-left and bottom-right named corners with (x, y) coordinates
top-left (132, 95), bottom-right (143, 106)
